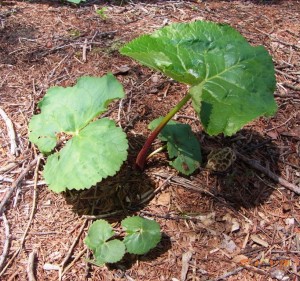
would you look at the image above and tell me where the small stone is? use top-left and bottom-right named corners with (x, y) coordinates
top-left (231, 219), bottom-right (240, 232)
top-left (285, 217), bottom-right (295, 226)
top-left (151, 74), bottom-right (159, 83)
top-left (43, 263), bottom-right (60, 271)
top-left (221, 234), bottom-right (237, 253)
top-left (270, 269), bottom-right (289, 280)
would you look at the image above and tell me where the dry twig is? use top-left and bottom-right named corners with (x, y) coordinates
top-left (209, 267), bottom-right (244, 281)
top-left (0, 162), bottom-right (18, 173)
top-left (59, 219), bottom-right (88, 280)
top-left (27, 250), bottom-right (37, 281)
top-left (138, 210), bottom-right (218, 235)
top-left (0, 213), bottom-right (10, 272)
top-left (0, 107), bottom-right (17, 156)
top-left (276, 69), bottom-right (300, 83)
top-left (153, 173), bottom-right (175, 195)
top-left (0, 176), bottom-right (45, 186)
top-left (181, 251), bottom-right (193, 281)
top-left (61, 248), bottom-right (87, 277)
top-left (153, 172), bottom-right (216, 198)
top-left (82, 38), bottom-right (88, 62)
top-left (6, 269), bottom-right (20, 281)
top-left (0, 155), bottom-right (42, 277)
top-left (0, 156), bottom-right (40, 216)
top-left (235, 151), bottom-right (300, 195)
top-left (282, 82), bottom-right (300, 91)
top-left (253, 26), bottom-right (300, 50)
top-left (82, 210), bottom-right (124, 220)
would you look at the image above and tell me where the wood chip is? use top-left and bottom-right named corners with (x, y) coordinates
top-left (156, 192), bottom-right (171, 205)
top-left (43, 263), bottom-right (60, 271)
top-left (251, 234), bottom-right (269, 247)
top-left (232, 254), bottom-right (249, 265)
top-left (181, 251), bottom-right (193, 281)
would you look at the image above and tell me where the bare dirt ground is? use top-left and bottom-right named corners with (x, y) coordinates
top-left (0, 0), bottom-right (299, 280)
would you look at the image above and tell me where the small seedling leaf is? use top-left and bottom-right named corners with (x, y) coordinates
top-left (120, 21), bottom-right (277, 136)
top-left (149, 117), bottom-right (201, 175)
top-left (122, 216), bottom-right (161, 255)
top-left (84, 220), bottom-right (115, 251)
top-left (29, 74), bottom-right (128, 192)
top-left (84, 220), bottom-right (125, 265)
top-left (94, 239), bottom-right (125, 264)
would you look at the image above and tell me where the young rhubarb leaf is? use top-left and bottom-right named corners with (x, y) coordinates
top-left (122, 216), bottom-right (161, 255)
top-left (120, 21), bottom-right (277, 136)
top-left (84, 220), bottom-right (125, 265)
top-left (29, 74), bottom-right (128, 192)
top-left (149, 117), bottom-right (201, 175)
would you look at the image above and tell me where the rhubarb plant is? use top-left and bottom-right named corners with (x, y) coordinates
top-left (29, 74), bottom-right (128, 193)
top-left (84, 216), bottom-right (161, 265)
top-left (120, 20), bottom-right (277, 171)
top-left (29, 20), bottom-right (277, 192)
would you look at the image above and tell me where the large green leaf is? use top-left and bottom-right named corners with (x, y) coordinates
top-left (84, 220), bottom-right (125, 265)
top-left (29, 74), bottom-right (128, 192)
top-left (29, 74), bottom-right (123, 154)
top-left (120, 21), bottom-right (277, 136)
top-left (43, 118), bottom-right (128, 192)
top-left (149, 117), bottom-right (201, 175)
top-left (122, 216), bottom-right (161, 255)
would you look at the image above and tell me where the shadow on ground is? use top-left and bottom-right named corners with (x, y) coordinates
top-left (0, 21), bottom-right (37, 65)
top-left (62, 133), bottom-right (172, 269)
top-left (64, 134), bottom-right (155, 219)
top-left (200, 128), bottom-right (280, 210)
top-left (106, 232), bottom-right (171, 272)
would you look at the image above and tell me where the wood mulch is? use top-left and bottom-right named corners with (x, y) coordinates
top-left (0, 0), bottom-right (299, 280)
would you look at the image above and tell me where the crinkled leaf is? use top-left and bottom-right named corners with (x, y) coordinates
top-left (84, 220), bottom-right (125, 265)
top-left (120, 21), bottom-right (277, 136)
top-left (122, 216), bottom-right (161, 255)
top-left (29, 74), bottom-right (128, 192)
top-left (149, 117), bottom-right (201, 175)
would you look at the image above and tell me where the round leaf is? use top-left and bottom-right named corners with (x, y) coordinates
top-left (28, 74), bottom-right (128, 192)
top-left (84, 220), bottom-right (125, 265)
top-left (84, 220), bottom-right (115, 251)
top-left (120, 21), bottom-right (277, 136)
top-left (43, 118), bottom-right (128, 192)
top-left (94, 239), bottom-right (125, 264)
top-left (29, 74), bottom-right (124, 154)
top-left (122, 216), bottom-right (161, 255)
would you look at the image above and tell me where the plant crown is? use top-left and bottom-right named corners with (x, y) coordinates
top-left (120, 20), bottom-right (277, 169)
top-left (29, 20), bottom-right (277, 191)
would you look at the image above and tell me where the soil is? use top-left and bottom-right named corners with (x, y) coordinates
top-left (0, 0), bottom-right (299, 280)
